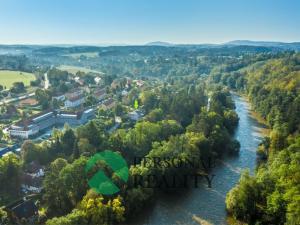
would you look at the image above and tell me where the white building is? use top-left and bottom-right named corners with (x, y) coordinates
top-left (64, 96), bottom-right (85, 108)
top-left (64, 89), bottom-right (85, 108)
top-left (9, 124), bottom-right (39, 139)
top-left (9, 109), bottom-right (95, 139)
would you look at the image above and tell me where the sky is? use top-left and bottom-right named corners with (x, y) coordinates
top-left (0, 0), bottom-right (299, 45)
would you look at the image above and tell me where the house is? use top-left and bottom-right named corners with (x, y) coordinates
top-left (21, 173), bottom-right (43, 194)
top-left (93, 88), bottom-right (106, 101)
top-left (134, 80), bottom-right (144, 87)
top-left (64, 89), bottom-right (85, 108)
top-left (21, 161), bottom-right (44, 193)
top-left (128, 111), bottom-right (140, 121)
top-left (65, 89), bottom-right (84, 99)
top-left (52, 93), bottom-right (65, 101)
top-left (100, 98), bottom-right (115, 110)
top-left (115, 116), bottom-right (122, 123)
top-left (121, 90), bottom-right (128, 97)
top-left (111, 80), bottom-right (119, 89)
top-left (9, 111), bottom-right (56, 139)
top-left (64, 95), bottom-right (85, 108)
top-left (18, 98), bottom-right (38, 107)
top-left (74, 76), bottom-right (84, 86)
top-left (5, 199), bottom-right (38, 224)
top-left (26, 161), bottom-right (45, 177)
top-left (94, 76), bottom-right (103, 85)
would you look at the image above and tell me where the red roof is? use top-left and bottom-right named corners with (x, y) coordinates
top-left (67, 94), bottom-right (84, 102)
top-left (94, 89), bottom-right (106, 97)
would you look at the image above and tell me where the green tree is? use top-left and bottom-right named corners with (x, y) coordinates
top-left (79, 190), bottom-right (125, 225)
top-left (46, 209), bottom-right (87, 225)
top-left (43, 158), bottom-right (70, 216)
top-left (35, 88), bottom-right (51, 109)
top-left (226, 170), bottom-right (258, 222)
top-left (21, 140), bottom-right (39, 163)
top-left (77, 121), bottom-right (102, 147)
top-left (10, 82), bottom-right (25, 93)
top-left (61, 128), bottom-right (76, 155)
top-left (0, 208), bottom-right (9, 225)
top-left (0, 153), bottom-right (22, 193)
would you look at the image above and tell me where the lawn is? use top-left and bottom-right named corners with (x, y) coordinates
top-left (0, 70), bottom-right (35, 89)
top-left (57, 65), bottom-right (104, 75)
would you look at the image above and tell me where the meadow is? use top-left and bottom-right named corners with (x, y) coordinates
top-left (0, 70), bottom-right (35, 88)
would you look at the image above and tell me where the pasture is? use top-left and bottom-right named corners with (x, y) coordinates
top-left (0, 70), bottom-right (35, 88)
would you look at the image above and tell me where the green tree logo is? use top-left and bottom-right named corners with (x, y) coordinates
top-left (85, 150), bottom-right (129, 195)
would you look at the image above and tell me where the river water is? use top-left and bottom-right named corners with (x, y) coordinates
top-left (133, 95), bottom-right (266, 225)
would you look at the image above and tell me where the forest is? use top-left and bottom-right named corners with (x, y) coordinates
top-left (0, 45), bottom-right (299, 225)
top-left (212, 52), bottom-right (300, 225)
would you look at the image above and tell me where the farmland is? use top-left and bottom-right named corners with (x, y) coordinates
top-left (57, 65), bottom-right (104, 75)
top-left (0, 70), bottom-right (35, 88)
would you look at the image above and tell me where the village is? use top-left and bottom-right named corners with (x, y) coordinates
top-left (0, 68), bottom-right (146, 156)
top-left (0, 68), bottom-right (149, 221)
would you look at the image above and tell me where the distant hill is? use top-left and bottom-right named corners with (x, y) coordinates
top-left (145, 41), bottom-right (175, 47)
top-left (225, 40), bottom-right (300, 50)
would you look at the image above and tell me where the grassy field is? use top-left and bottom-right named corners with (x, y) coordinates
top-left (0, 70), bottom-right (35, 88)
top-left (57, 65), bottom-right (104, 75)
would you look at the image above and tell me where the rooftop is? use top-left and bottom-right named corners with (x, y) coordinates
top-left (94, 88), bottom-right (106, 97)
top-left (6, 199), bottom-right (38, 220)
top-left (66, 94), bottom-right (84, 102)
top-left (103, 98), bottom-right (114, 106)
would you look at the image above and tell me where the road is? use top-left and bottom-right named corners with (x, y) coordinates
top-left (44, 73), bottom-right (49, 89)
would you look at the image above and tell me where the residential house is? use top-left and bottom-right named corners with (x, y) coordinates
top-left (128, 111), bottom-right (141, 121)
top-left (6, 199), bottom-right (38, 224)
top-left (134, 80), bottom-right (144, 87)
top-left (93, 88), bottom-right (106, 102)
top-left (111, 80), bottom-right (119, 89)
top-left (94, 76), bottom-right (103, 85)
top-left (74, 76), bottom-right (85, 86)
top-left (121, 90), bottom-right (128, 97)
top-left (64, 89), bottom-right (85, 108)
top-left (18, 98), bottom-right (38, 107)
top-left (21, 161), bottom-right (44, 194)
top-left (100, 98), bottom-right (115, 111)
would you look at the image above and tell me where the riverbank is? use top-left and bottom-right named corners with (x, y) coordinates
top-left (231, 92), bottom-right (270, 136)
top-left (131, 94), bottom-right (266, 225)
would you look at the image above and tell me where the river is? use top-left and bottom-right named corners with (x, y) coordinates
top-left (133, 95), bottom-right (266, 225)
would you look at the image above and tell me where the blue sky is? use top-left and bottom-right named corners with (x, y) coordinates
top-left (0, 0), bottom-right (299, 44)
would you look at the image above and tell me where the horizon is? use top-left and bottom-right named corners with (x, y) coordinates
top-left (0, 0), bottom-right (299, 45)
top-left (0, 39), bottom-right (299, 47)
